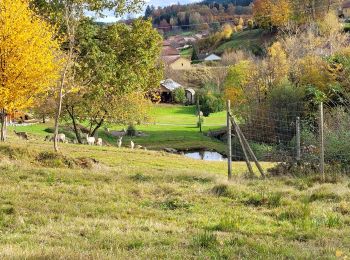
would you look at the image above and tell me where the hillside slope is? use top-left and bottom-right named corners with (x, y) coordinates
top-left (0, 137), bottom-right (349, 258)
top-left (216, 29), bottom-right (276, 55)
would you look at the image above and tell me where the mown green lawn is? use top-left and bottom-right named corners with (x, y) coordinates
top-left (0, 137), bottom-right (349, 259)
top-left (180, 47), bottom-right (193, 58)
top-left (11, 104), bottom-right (228, 153)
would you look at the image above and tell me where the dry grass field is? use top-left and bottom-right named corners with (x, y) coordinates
top-left (0, 134), bottom-right (349, 259)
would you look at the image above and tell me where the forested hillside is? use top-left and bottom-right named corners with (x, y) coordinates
top-left (145, 0), bottom-right (254, 30)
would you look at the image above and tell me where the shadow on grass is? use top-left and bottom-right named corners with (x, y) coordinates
top-left (172, 105), bottom-right (196, 115)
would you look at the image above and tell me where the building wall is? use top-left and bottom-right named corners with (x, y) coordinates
top-left (344, 8), bottom-right (350, 18)
top-left (169, 58), bottom-right (191, 70)
top-left (185, 91), bottom-right (195, 104)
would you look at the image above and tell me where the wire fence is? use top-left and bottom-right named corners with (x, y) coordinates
top-left (226, 99), bottom-right (350, 177)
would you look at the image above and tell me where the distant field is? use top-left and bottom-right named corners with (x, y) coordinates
top-left (10, 104), bottom-right (227, 153)
top-left (180, 47), bottom-right (193, 58)
top-left (216, 29), bottom-right (275, 54)
top-left (97, 104), bottom-right (226, 153)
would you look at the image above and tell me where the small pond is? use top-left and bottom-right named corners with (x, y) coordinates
top-left (184, 151), bottom-right (227, 161)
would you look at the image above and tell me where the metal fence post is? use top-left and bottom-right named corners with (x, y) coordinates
top-left (227, 100), bottom-right (232, 180)
top-left (319, 102), bottom-right (325, 180)
top-left (296, 117), bottom-right (301, 162)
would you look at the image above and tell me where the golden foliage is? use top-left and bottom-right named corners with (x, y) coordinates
top-left (221, 23), bottom-right (233, 39)
top-left (224, 60), bottom-right (254, 107)
top-left (0, 0), bottom-right (61, 112)
top-left (266, 41), bottom-right (289, 87)
top-left (253, 0), bottom-right (291, 29)
top-left (298, 55), bottom-right (335, 91)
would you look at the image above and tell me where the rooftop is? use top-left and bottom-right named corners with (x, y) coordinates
top-left (160, 79), bottom-right (182, 91)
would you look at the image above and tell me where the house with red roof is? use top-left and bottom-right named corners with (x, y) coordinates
top-left (161, 41), bottom-right (191, 70)
top-left (341, 1), bottom-right (350, 18)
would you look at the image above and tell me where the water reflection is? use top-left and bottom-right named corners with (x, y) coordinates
top-left (184, 151), bottom-right (227, 161)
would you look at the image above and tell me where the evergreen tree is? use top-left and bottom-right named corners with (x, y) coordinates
top-left (145, 5), bottom-right (154, 19)
top-left (191, 45), bottom-right (199, 62)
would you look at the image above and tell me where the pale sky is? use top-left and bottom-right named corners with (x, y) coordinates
top-left (89, 0), bottom-right (200, 23)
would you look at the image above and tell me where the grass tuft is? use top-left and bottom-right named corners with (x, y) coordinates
top-left (0, 145), bottom-right (31, 160)
top-left (159, 198), bottom-right (191, 210)
top-left (309, 188), bottom-right (341, 203)
top-left (278, 202), bottom-right (311, 221)
top-left (192, 230), bottom-right (218, 249)
top-left (211, 184), bottom-right (231, 197)
top-left (243, 191), bottom-right (282, 208)
top-left (334, 202), bottom-right (350, 215)
top-left (130, 173), bottom-right (151, 182)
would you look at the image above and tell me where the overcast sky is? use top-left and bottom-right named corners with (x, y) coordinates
top-left (89, 0), bottom-right (200, 23)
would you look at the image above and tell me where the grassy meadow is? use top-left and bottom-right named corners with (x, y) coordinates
top-left (216, 29), bottom-right (275, 55)
top-left (2, 104), bottom-right (350, 258)
top-left (0, 134), bottom-right (350, 258)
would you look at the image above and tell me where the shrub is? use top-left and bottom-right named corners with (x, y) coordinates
top-left (173, 87), bottom-right (186, 104)
top-left (36, 151), bottom-right (76, 168)
top-left (323, 107), bottom-right (350, 172)
top-left (198, 93), bottom-right (225, 117)
top-left (196, 83), bottom-right (225, 117)
top-left (127, 125), bottom-right (137, 136)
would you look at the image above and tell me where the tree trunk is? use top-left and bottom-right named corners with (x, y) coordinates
top-left (54, 84), bottom-right (64, 152)
top-left (0, 109), bottom-right (7, 142)
top-left (90, 117), bottom-right (104, 137)
top-left (42, 115), bottom-right (46, 124)
top-left (54, 2), bottom-right (75, 151)
top-left (67, 105), bottom-right (82, 144)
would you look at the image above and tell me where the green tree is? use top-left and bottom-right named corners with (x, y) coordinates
top-left (31, 0), bottom-right (144, 151)
top-left (63, 19), bottom-right (163, 141)
top-left (173, 88), bottom-right (186, 104)
top-left (145, 5), bottom-right (154, 19)
top-left (191, 45), bottom-right (199, 62)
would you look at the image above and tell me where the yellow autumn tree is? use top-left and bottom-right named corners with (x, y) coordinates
top-left (0, 0), bottom-right (61, 141)
top-left (265, 41), bottom-right (289, 88)
top-left (253, 0), bottom-right (291, 29)
top-left (224, 60), bottom-right (254, 110)
top-left (270, 0), bottom-right (291, 28)
top-left (297, 55), bottom-right (335, 92)
top-left (221, 23), bottom-right (233, 39)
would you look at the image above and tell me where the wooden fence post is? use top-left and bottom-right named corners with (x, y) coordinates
top-left (197, 99), bottom-right (202, 133)
top-left (227, 100), bottom-right (232, 180)
top-left (296, 117), bottom-right (301, 162)
top-left (230, 115), bottom-right (254, 177)
top-left (319, 102), bottom-right (325, 181)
